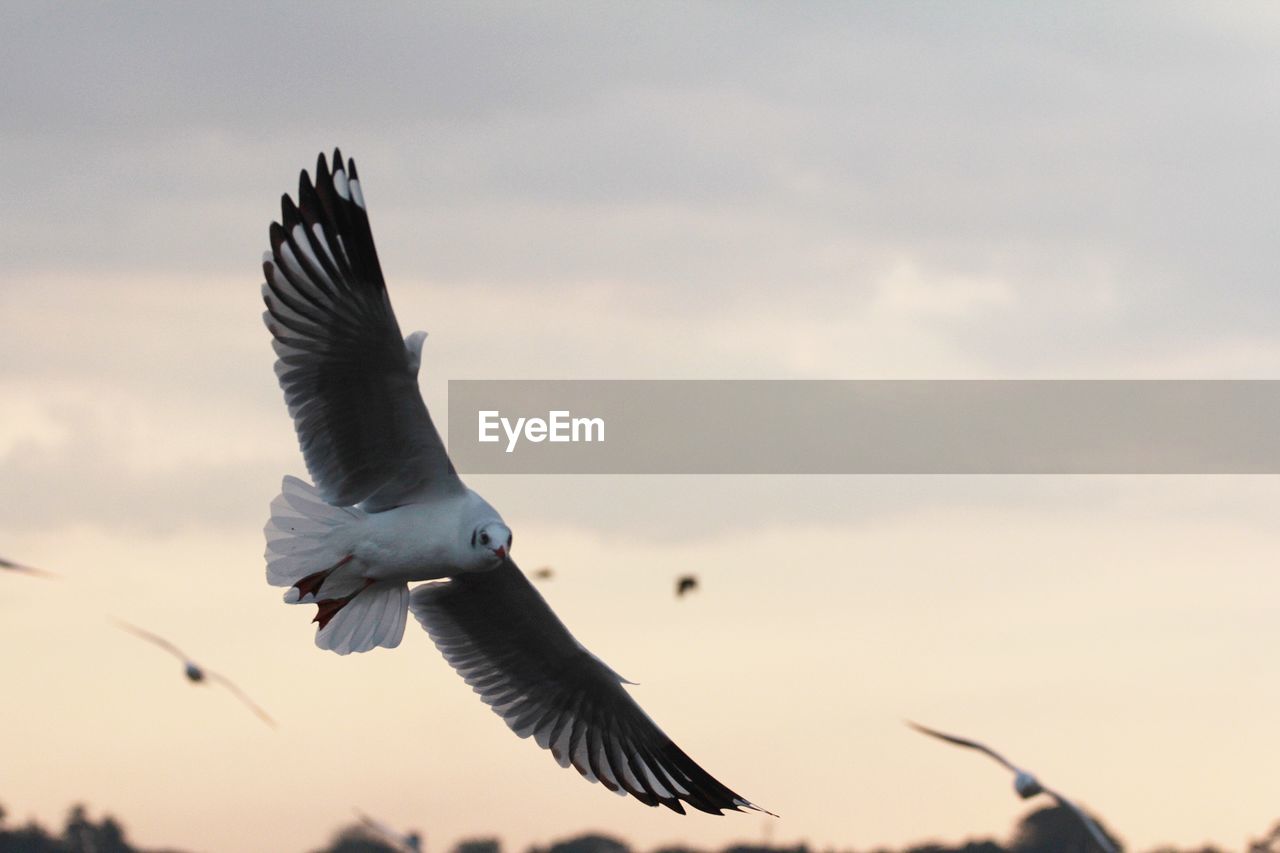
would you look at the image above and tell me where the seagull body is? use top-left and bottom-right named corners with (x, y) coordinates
top-left (908, 721), bottom-right (1116, 853)
top-left (259, 150), bottom-right (768, 816)
top-left (115, 620), bottom-right (275, 727)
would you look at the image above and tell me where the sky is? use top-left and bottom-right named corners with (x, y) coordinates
top-left (2, 2), bottom-right (1279, 851)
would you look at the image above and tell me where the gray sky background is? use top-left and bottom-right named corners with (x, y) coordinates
top-left (2, 4), bottom-right (1279, 853)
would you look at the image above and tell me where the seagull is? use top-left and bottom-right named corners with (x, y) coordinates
top-left (259, 149), bottom-right (769, 816)
top-left (907, 721), bottom-right (1117, 853)
top-left (355, 810), bottom-right (422, 853)
top-left (676, 575), bottom-right (699, 598)
top-left (115, 620), bottom-right (276, 727)
top-left (532, 566), bottom-right (555, 581)
top-left (0, 556), bottom-right (58, 579)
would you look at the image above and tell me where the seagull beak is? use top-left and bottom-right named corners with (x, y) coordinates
top-left (493, 545), bottom-right (507, 561)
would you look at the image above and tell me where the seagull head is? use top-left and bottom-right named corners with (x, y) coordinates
top-left (184, 663), bottom-right (205, 683)
top-left (1013, 771), bottom-right (1042, 798)
top-left (472, 521), bottom-right (513, 565)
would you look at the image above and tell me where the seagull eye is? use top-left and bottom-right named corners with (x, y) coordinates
top-left (480, 531), bottom-right (490, 545)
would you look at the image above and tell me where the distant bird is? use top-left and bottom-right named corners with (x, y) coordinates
top-left (0, 556), bottom-right (58, 578)
top-left (258, 150), bottom-right (769, 816)
top-left (676, 575), bottom-right (699, 598)
top-left (355, 810), bottom-right (421, 852)
top-left (115, 620), bottom-right (276, 727)
top-left (532, 566), bottom-right (555, 581)
top-left (908, 721), bottom-right (1116, 853)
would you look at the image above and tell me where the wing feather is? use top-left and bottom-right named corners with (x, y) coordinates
top-left (409, 562), bottom-right (771, 816)
top-left (262, 149), bottom-right (461, 510)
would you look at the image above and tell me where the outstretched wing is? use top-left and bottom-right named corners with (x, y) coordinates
top-left (1044, 787), bottom-right (1119, 853)
top-left (907, 720), bottom-right (1020, 773)
top-left (355, 811), bottom-right (415, 852)
top-left (0, 556), bottom-right (58, 578)
top-left (409, 561), bottom-right (771, 816)
top-left (115, 619), bottom-right (190, 663)
top-left (207, 671), bottom-right (277, 728)
top-left (262, 149), bottom-right (461, 511)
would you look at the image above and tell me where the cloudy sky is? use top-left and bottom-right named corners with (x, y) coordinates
top-left (2, 3), bottom-right (1279, 852)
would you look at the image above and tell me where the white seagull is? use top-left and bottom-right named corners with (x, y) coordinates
top-left (259, 150), bottom-right (769, 816)
top-left (115, 620), bottom-right (276, 728)
top-left (908, 721), bottom-right (1117, 853)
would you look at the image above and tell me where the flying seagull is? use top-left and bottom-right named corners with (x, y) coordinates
top-left (355, 810), bottom-right (422, 853)
top-left (0, 556), bottom-right (58, 579)
top-left (908, 721), bottom-right (1117, 853)
top-left (532, 566), bottom-right (555, 581)
top-left (258, 149), bottom-right (769, 816)
top-left (675, 575), bottom-right (699, 598)
top-left (115, 620), bottom-right (276, 727)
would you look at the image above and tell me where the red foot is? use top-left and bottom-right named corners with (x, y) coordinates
top-left (291, 555), bottom-right (354, 600)
top-left (312, 578), bottom-right (375, 630)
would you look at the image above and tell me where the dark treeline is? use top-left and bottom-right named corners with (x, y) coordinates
top-left (1, 802), bottom-right (1278, 853)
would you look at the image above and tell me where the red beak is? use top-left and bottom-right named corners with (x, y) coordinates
top-left (493, 546), bottom-right (507, 560)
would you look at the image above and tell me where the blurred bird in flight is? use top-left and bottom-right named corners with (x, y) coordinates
top-left (258, 149), bottom-right (769, 816)
top-left (0, 555), bottom-right (58, 579)
top-left (908, 721), bottom-right (1116, 852)
top-left (676, 574), bottom-right (699, 598)
top-left (531, 566), bottom-right (555, 581)
top-left (114, 620), bottom-right (276, 728)
top-left (355, 810), bottom-right (422, 852)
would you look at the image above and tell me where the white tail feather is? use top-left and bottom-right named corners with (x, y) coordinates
top-left (317, 582), bottom-right (409, 655)
top-left (264, 476), bottom-right (363, 589)
top-left (264, 477), bottom-right (408, 655)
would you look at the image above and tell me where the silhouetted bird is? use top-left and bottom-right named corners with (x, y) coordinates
top-left (0, 555), bottom-right (58, 578)
top-left (257, 150), bottom-right (769, 816)
top-left (675, 575), bottom-right (699, 598)
top-left (355, 810), bottom-right (421, 852)
top-left (115, 620), bottom-right (276, 727)
top-left (908, 721), bottom-right (1116, 853)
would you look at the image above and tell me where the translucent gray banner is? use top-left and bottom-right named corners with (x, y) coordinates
top-left (445, 380), bottom-right (1280, 474)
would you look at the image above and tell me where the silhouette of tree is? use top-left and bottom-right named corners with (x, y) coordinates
top-left (724, 844), bottom-right (809, 853)
top-left (309, 823), bottom-right (404, 853)
top-left (903, 843), bottom-right (1006, 853)
top-left (62, 804), bottom-right (132, 853)
top-left (533, 833), bottom-right (631, 853)
top-left (454, 838), bottom-right (502, 853)
top-left (1009, 805), bottom-right (1120, 853)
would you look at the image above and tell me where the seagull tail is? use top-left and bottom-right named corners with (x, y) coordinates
top-left (264, 476), bottom-right (409, 655)
top-left (264, 475), bottom-right (363, 589)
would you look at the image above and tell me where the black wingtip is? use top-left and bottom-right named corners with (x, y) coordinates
top-left (315, 151), bottom-right (330, 185)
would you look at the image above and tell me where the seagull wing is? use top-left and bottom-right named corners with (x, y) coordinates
top-left (262, 149), bottom-right (462, 511)
top-left (906, 721), bottom-right (1021, 773)
top-left (1044, 786), bottom-right (1118, 853)
top-left (0, 556), bottom-right (58, 578)
top-left (355, 811), bottom-right (413, 852)
top-left (409, 561), bottom-right (771, 816)
top-left (207, 671), bottom-right (277, 728)
top-left (114, 620), bottom-right (190, 663)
